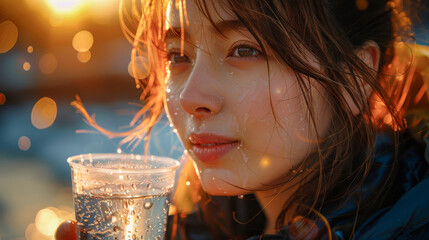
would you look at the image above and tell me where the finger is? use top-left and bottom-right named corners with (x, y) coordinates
top-left (55, 220), bottom-right (77, 240)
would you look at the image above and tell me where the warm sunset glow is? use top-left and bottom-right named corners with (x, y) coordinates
top-left (31, 97), bottom-right (58, 129)
top-left (0, 93), bottom-right (5, 105)
top-left (77, 50), bottom-right (91, 63)
top-left (23, 62), bottom-right (31, 71)
top-left (18, 136), bottom-right (31, 151)
top-left (39, 53), bottom-right (58, 74)
top-left (0, 20), bottom-right (18, 53)
top-left (45, 0), bottom-right (85, 13)
top-left (72, 30), bottom-right (94, 52)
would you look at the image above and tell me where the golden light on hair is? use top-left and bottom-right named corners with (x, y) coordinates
top-left (259, 157), bottom-right (271, 168)
top-left (31, 97), bottom-right (58, 129)
top-left (23, 62), bottom-right (31, 71)
top-left (39, 53), bottom-right (58, 75)
top-left (72, 30), bottom-right (94, 52)
top-left (0, 93), bottom-right (5, 105)
top-left (356, 0), bottom-right (369, 11)
top-left (27, 45), bottom-right (34, 53)
top-left (18, 136), bottom-right (31, 151)
top-left (128, 55), bottom-right (149, 79)
top-left (0, 20), bottom-right (18, 53)
top-left (77, 50), bottom-right (91, 63)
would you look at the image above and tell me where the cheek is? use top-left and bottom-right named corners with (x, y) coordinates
top-left (165, 84), bottom-right (186, 135)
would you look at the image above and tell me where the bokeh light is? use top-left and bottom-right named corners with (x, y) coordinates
top-left (0, 93), bottom-right (6, 105)
top-left (0, 20), bottom-right (18, 53)
top-left (18, 136), bottom-right (31, 151)
top-left (27, 45), bottom-right (34, 53)
top-left (23, 62), bottom-right (31, 71)
top-left (39, 53), bottom-right (58, 75)
top-left (35, 208), bottom-right (60, 236)
top-left (77, 50), bottom-right (91, 63)
top-left (31, 97), bottom-right (58, 129)
top-left (259, 157), bottom-right (271, 168)
top-left (26, 206), bottom-right (74, 240)
top-left (72, 30), bottom-right (94, 52)
top-left (128, 56), bottom-right (149, 79)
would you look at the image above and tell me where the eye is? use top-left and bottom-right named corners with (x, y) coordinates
top-left (229, 43), bottom-right (262, 58)
top-left (168, 52), bottom-right (190, 64)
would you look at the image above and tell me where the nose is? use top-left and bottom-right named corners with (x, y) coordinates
top-left (179, 56), bottom-right (223, 119)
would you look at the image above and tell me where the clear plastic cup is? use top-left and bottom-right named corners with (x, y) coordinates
top-left (67, 153), bottom-right (179, 240)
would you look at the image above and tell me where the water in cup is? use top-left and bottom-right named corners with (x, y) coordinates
top-left (75, 192), bottom-right (169, 239)
top-left (68, 154), bottom-right (179, 240)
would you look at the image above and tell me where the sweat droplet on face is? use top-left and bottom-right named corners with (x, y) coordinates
top-left (144, 201), bottom-right (153, 209)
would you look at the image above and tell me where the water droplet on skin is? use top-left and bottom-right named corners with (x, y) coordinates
top-left (131, 183), bottom-right (137, 190)
top-left (173, 129), bottom-right (177, 133)
top-left (174, 112), bottom-right (178, 115)
top-left (147, 183), bottom-right (152, 189)
top-left (144, 202), bottom-right (153, 209)
top-left (120, 184), bottom-right (124, 191)
top-left (166, 88), bottom-right (171, 93)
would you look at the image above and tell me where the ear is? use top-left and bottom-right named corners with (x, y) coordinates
top-left (345, 40), bottom-right (380, 116)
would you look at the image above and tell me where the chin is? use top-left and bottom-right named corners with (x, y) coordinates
top-left (198, 174), bottom-right (251, 196)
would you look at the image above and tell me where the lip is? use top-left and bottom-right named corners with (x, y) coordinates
top-left (189, 133), bottom-right (239, 163)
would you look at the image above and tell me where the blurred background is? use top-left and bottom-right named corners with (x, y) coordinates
top-left (0, 0), bottom-right (184, 239)
top-left (0, 0), bottom-right (428, 239)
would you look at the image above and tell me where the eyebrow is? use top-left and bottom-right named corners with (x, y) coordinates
top-left (165, 19), bottom-right (246, 40)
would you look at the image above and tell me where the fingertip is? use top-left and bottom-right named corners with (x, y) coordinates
top-left (55, 220), bottom-right (76, 240)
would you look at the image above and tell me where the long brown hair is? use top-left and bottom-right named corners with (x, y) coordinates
top-left (112, 0), bottom-right (420, 238)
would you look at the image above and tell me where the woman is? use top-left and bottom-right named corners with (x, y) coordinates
top-left (57, 0), bottom-right (429, 239)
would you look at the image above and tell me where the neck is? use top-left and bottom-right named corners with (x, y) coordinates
top-left (255, 185), bottom-right (297, 235)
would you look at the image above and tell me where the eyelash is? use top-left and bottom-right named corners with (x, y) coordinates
top-left (165, 41), bottom-right (263, 65)
top-left (167, 51), bottom-right (190, 64)
top-left (227, 41), bottom-right (263, 59)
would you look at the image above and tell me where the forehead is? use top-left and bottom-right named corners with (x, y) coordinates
top-left (168, 0), bottom-right (236, 28)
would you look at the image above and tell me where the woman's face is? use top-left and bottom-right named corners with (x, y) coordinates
top-left (164, 0), bottom-right (332, 195)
